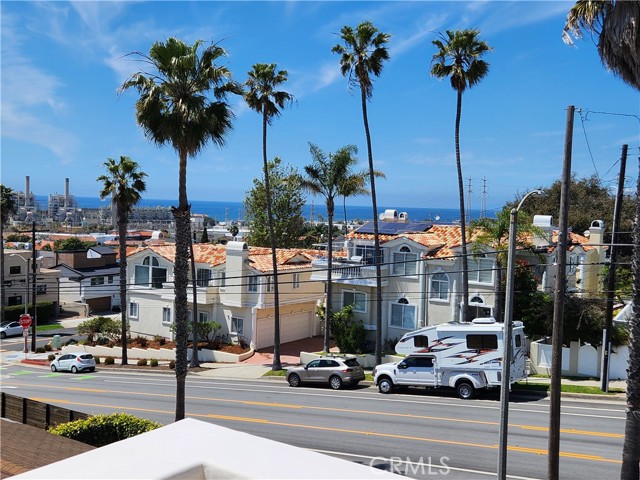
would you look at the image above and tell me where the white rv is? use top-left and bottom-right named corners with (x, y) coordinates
top-left (373, 318), bottom-right (527, 399)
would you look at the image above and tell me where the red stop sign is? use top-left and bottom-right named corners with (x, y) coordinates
top-left (19, 314), bottom-right (32, 328)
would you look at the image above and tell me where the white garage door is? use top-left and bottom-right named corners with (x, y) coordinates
top-left (256, 312), bottom-right (312, 349)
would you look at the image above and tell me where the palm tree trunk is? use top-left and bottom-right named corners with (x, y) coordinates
top-left (263, 112), bottom-right (281, 371)
top-left (325, 199), bottom-right (334, 353)
top-left (173, 149), bottom-right (191, 421)
top-left (117, 207), bottom-right (128, 365)
top-left (360, 86), bottom-right (383, 365)
top-left (343, 198), bottom-right (348, 234)
top-left (620, 168), bottom-right (640, 479)
top-left (455, 88), bottom-right (470, 322)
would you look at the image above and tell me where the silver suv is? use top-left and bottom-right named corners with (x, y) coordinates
top-left (286, 356), bottom-right (365, 390)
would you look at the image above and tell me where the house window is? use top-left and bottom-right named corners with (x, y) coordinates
top-left (8, 296), bottom-right (22, 306)
top-left (469, 257), bottom-right (494, 284)
top-left (197, 268), bottom-right (211, 287)
top-left (129, 302), bottom-right (139, 318)
top-left (91, 277), bottom-right (105, 286)
top-left (466, 334), bottom-right (498, 350)
top-left (292, 273), bottom-right (300, 289)
top-left (36, 284), bottom-right (47, 294)
top-left (469, 295), bottom-right (492, 319)
top-left (9, 266), bottom-right (20, 275)
top-left (266, 276), bottom-right (273, 292)
top-left (108, 276), bottom-right (114, 284)
top-left (354, 244), bottom-right (382, 265)
top-left (162, 307), bottom-right (171, 324)
top-left (390, 298), bottom-right (415, 329)
top-left (199, 312), bottom-right (208, 323)
top-left (217, 271), bottom-right (226, 288)
top-left (248, 275), bottom-right (258, 293)
top-left (430, 272), bottom-right (449, 300)
top-left (343, 291), bottom-right (366, 313)
top-left (392, 246), bottom-right (417, 276)
top-left (135, 256), bottom-right (167, 289)
top-left (231, 317), bottom-right (244, 335)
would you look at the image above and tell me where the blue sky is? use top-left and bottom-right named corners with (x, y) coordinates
top-left (2, 1), bottom-right (638, 215)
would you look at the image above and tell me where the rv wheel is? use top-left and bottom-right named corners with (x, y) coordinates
top-left (456, 381), bottom-right (475, 400)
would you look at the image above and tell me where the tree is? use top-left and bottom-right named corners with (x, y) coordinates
top-left (97, 156), bottom-right (147, 366)
top-left (431, 29), bottom-right (491, 323)
top-left (563, 0), bottom-right (640, 91)
top-left (244, 157), bottom-right (306, 248)
top-left (470, 207), bottom-right (542, 324)
top-left (121, 37), bottom-right (239, 421)
top-left (53, 238), bottom-right (95, 251)
top-left (337, 165), bottom-right (384, 233)
top-left (1, 185), bottom-right (17, 323)
top-left (244, 63), bottom-right (294, 372)
top-left (301, 143), bottom-right (360, 353)
top-left (200, 228), bottom-right (209, 243)
top-left (333, 20), bottom-right (390, 365)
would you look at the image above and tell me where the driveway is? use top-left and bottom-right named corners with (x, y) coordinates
top-left (242, 336), bottom-right (337, 366)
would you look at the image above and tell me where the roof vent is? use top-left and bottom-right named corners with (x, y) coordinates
top-left (471, 317), bottom-right (497, 324)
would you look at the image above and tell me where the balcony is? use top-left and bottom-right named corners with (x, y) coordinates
top-left (310, 258), bottom-right (388, 287)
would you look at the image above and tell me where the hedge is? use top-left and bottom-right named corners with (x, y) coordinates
top-left (4, 301), bottom-right (55, 323)
top-left (48, 412), bottom-right (162, 447)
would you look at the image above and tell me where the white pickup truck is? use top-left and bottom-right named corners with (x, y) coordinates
top-left (373, 353), bottom-right (493, 399)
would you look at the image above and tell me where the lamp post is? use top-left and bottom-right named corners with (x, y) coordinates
top-left (497, 189), bottom-right (542, 479)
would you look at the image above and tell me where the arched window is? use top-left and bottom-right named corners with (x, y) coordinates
top-left (469, 295), bottom-right (492, 319)
top-left (135, 255), bottom-right (167, 289)
top-left (390, 297), bottom-right (415, 329)
top-left (393, 245), bottom-right (417, 276)
top-left (430, 272), bottom-right (449, 301)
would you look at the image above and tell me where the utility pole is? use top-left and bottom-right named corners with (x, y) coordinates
top-left (466, 175), bottom-right (473, 223)
top-left (30, 220), bottom-right (37, 352)
top-left (548, 105), bottom-right (574, 480)
top-left (481, 177), bottom-right (487, 219)
top-left (602, 144), bottom-right (628, 391)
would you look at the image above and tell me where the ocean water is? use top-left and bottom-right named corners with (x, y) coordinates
top-left (36, 195), bottom-right (476, 224)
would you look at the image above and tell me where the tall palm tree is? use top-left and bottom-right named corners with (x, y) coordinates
top-left (97, 156), bottom-right (147, 366)
top-left (121, 37), bottom-right (239, 420)
top-left (621, 168), bottom-right (640, 479)
top-left (431, 29), bottom-right (491, 323)
top-left (338, 167), bottom-right (385, 233)
top-left (333, 21), bottom-right (390, 365)
top-left (563, 0), bottom-right (640, 90)
top-left (1, 185), bottom-right (17, 323)
top-left (301, 143), bottom-right (359, 353)
top-left (244, 63), bottom-right (294, 371)
top-left (470, 207), bottom-right (542, 323)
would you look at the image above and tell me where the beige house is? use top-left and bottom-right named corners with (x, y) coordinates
top-left (126, 242), bottom-right (325, 349)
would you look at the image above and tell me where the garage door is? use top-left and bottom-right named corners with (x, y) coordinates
top-left (256, 312), bottom-right (312, 349)
top-left (86, 296), bottom-right (112, 313)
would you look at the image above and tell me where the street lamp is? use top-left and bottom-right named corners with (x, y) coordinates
top-left (497, 189), bottom-right (542, 480)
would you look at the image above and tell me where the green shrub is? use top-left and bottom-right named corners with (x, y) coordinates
top-left (94, 356), bottom-right (101, 364)
top-left (152, 335), bottom-right (166, 346)
top-left (137, 358), bottom-right (148, 366)
top-left (150, 358), bottom-right (158, 367)
top-left (77, 316), bottom-right (120, 344)
top-left (35, 346), bottom-right (45, 354)
top-left (169, 360), bottom-right (176, 369)
top-left (48, 412), bottom-right (162, 447)
top-left (104, 356), bottom-right (115, 365)
top-left (47, 354), bottom-right (55, 361)
top-left (132, 336), bottom-right (148, 348)
top-left (44, 343), bottom-right (53, 352)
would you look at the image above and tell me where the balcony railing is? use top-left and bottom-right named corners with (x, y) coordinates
top-left (311, 258), bottom-right (388, 286)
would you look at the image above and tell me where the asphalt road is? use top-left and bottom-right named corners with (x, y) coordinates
top-left (0, 364), bottom-right (625, 479)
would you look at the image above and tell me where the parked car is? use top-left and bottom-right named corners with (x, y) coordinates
top-left (286, 356), bottom-right (365, 390)
top-left (0, 321), bottom-right (25, 339)
top-left (50, 353), bottom-right (96, 373)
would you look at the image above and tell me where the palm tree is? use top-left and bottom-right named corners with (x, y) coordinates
top-left (333, 21), bottom-right (390, 365)
top-left (431, 29), bottom-right (491, 323)
top-left (244, 63), bottom-right (294, 371)
top-left (121, 37), bottom-right (239, 420)
top-left (1, 185), bottom-right (17, 323)
top-left (301, 143), bottom-right (359, 353)
top-left (337, 167), bottom-right (385, 233)
top-left (97, 156), bottom-right (147, 366)
top-left (470, 207), bottom-right (542, 323)
top-left (563, 0), bottom-right (640, 90)
top-left (621, 169), bottom-right (640, 479)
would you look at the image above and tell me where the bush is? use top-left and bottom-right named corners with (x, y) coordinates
top-left (35, 346), bottom-right (45, 354)
top-left (44, 343), bottom-right (53, 352)
top-left (48, 412), bottom-right (162, 447)
top-left (150, 358), bottom-right (158, 367)
top-left (132, 336), bottom-right (148, 348)
top-left (137, 358), bottom-right (148, 366)
top-left (318, 304), bottom-right (367, 354)
top-left (94, 356), bottom-right (101, 364)
top-left (104, 356), bottom-right (115, 365)
top-left (77, 316), bottom-right (121, 344)
top-left (47, 354), bottom-right (55, 361)
top-left (152, 335), bottom-right (166, 346)
top-left (169, 360), bottom-right (176, 369)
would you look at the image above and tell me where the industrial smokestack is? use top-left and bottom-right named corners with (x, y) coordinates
top-left (64, 177), bottom-right (69, 208)
top-left (25, 176), bottom-right (30, 208)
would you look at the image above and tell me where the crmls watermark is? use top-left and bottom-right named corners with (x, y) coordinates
top-left (370, 456), bottom-right (451, 476)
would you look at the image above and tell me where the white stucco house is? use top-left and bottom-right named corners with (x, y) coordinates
top-left (125, 242), bottom-right (326, 349)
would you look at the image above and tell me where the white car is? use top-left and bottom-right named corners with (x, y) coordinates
top-left (0, 321), bottom-right (25, 339)
top-left (50, 353), bottom-right (96, 373)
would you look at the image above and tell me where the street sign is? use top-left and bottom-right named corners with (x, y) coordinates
top-left (23, 328), bottom-right (29, 337)
top-left (19, 314), bottom-right (32, 328)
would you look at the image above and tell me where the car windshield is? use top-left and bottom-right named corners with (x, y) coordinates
top-left (344, 358), bottom-right (360, 367)
top-left (0, 322), bottom-right (11, 327)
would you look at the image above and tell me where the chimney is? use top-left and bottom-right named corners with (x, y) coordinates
top-left (25, 176), bottom-right (30, 208)
top-left (586, 220), bottom-right (606, 260)
top-left (64, 177), bottom-right (70, 209)
top-left (533, 215), bottom-right (554, 248)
